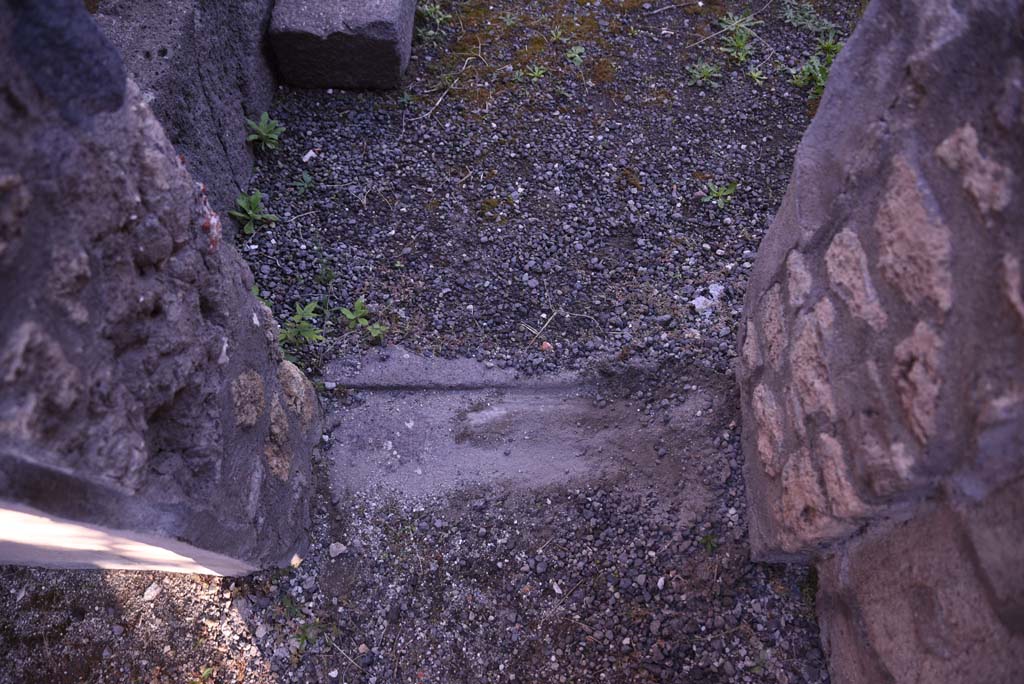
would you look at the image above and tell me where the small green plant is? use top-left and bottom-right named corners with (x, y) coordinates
top-left (526, 64), bottom-right (548, 82)
top-left (719, 11), bottom-right (763, 34)
top-left (500, 11), bottom-right (519, 27)
top-left (686, 61), bottom-right (721, 87)
top-left (700, 533), bottom-right (718, 553)
top-left (279, 593), bottom-right (303, 619)
top-left (189, 666), bottom-right (215, 684)
top-left (290, 170), bottom-right (314, 195)
top-left (295, 620), bottom-right (323, 652)
top-left (549, 28), bottom-right (567, 43)
top-left (702, 181), bottom-right (737, 208)
top-left (250, 284), bottom-right (270, 307)
top-left (512, 69), bottom-right (526, 83)
top-left (341, 298), bottom-right (388, 344)
top-left (720, 28), bottom-right (753, 64)
top-left (818, 32), bottom-right (843, 64)
top-left (791, 55), bottom-right (829, 99)
top-left (316, 264), bottom-right (335, 286)
top-left (229, 190), bottom-right (278, 236)
top-left (245, 112), bottom-right (285, 152)
top-left (342, 297), bottom-right (371, 330)
top-left (780, 0), bottom-right (836, 33)
top-left (747, 67), bottom-right (767, 85)
top-left (717, 14), bottom-right (760, 65)
top-left (418, 2), bottom-right (451, 27)
top-left (416, 26), bottom-right (441, 43)
top-left (280, 301), bottom-right (324, 346)
top-left (366, 322), bottom-right (388, 342)
top-left (565, 46), bottom-right (586, 67)
top-left (398, 91), bottom-right (415, 108)
top-left (415, 3), bottom-right (449, 45)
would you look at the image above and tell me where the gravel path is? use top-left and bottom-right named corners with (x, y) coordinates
top-left (1, 1), bottom-right (859, 682)
top-left (244, 0), bottom-right (858, 378)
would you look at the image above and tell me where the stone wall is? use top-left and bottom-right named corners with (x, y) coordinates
top-left (737, 0), bottom-right (1024, 681)
top-left (91, 0), bottom-right (276, 217)
top-left (0, 0), bottom-right (320, 573)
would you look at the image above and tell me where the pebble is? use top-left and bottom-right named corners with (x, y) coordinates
top-left (142, 583), bottom-right (162, 602)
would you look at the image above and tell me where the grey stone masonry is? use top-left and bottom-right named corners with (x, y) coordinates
top-left (736, 0), bottom-right (1024, 681)
top-left (0, 0), bottom-right (321, 574)
top-left (270, 0), bottom-right (416, 90)
top-left (93, 0), bottom-right (277, 220)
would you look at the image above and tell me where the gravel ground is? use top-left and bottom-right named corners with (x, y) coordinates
top-left (1, 1), bottom-right (859, 682)
top-left (242, 0), bottom-right (859, 378)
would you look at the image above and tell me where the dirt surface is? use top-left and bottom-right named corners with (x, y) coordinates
top-left (323, 348), bottom-right (720, 511)
top-left (0, 1), bottom-right (860, 682)
top-left (0, 358), bottom-right (827, 684)
top-left (242, 0), bottom-right (860, 379)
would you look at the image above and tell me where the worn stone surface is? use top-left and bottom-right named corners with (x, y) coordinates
top-left (935, 123), bottom-right (1014, 214)
top-left (0, 0), bottom-right (321, 572)
top-left (737, 0), bottom-right (1024, 681)
top-left (786, 250), bottom-right (813, 308)
top-left (825, 229), bottom-right (887, 330)
top-left (817, 496), bottom-right (1024, 684)
top-left (232, 370), bottom-right (266, 428)
top-left (92, 0), bottom-right (276, 217)
top-left (270, 0), bottom-right (416, 90)
top-left (875, 156), bottom-right (953, 314)
top-left (892, 321), bottom-right (943, 444)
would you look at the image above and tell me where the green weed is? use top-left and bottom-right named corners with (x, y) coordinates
top-left (791, 55), bottom-right (829, 99)
top-left (295, 620), bottom-right (323, 652)
top-left (341, 297), bottom-right (388, 344)
top-left (419, 2), bottom-right (451, 27)
top-left (415, 5), bottom-right (450, 47)
top-left (189, 666), bottom-right (215, 684)
top-left (702, 181), bottom-right (737, 208)
top-left (280, 301), bottom-right (324, 346)
top-left (526, 64), bottom-right (548, 82)
top-left (290, 170), bottom-right (314, 195)
top-left (719, 11), bottom-right (763, 34)
top-left (229, 190), bottom-right (278, 236)
top-left (245, 112), bottom-right (285, 152)
top-left (818, 32), bottom-right (843, 64)
top-left (686, 61), bottom-right (721, 87)
top-left (720, 28), bottom-right (753, 64)
top-left (780, 0), bottom-right (836, 33)
top-left (250, 284), bottom-right (270, 308)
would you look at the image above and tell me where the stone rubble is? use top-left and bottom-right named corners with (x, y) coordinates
top-left (738, 0), bottom-right (1024, 680)
top-left (270, 0), bottom-right (417, 90)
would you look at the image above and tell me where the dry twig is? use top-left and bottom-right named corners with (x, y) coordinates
top-left (326, 637), bottom-right (367, 673)
top-left (410, 77), bottom-right (461, 122)
top-left (645, 1), bottom-right (701, 16)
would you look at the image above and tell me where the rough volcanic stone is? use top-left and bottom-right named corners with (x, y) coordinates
top-left (817, 497), bottom-right (1024, 684)
top-left (737, 0), bottom-right (1024, 681)
top-left (92, 0), bottom-right (276, 219)
top-left (0, 0), bottom-right (320, 573)
top-left (739, 0), bottom-right (1024, 557)
top-left (270, 0), bottom-right (416, 90)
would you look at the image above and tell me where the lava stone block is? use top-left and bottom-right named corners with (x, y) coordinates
top-left (270, 0), bottom-right (416, 90)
